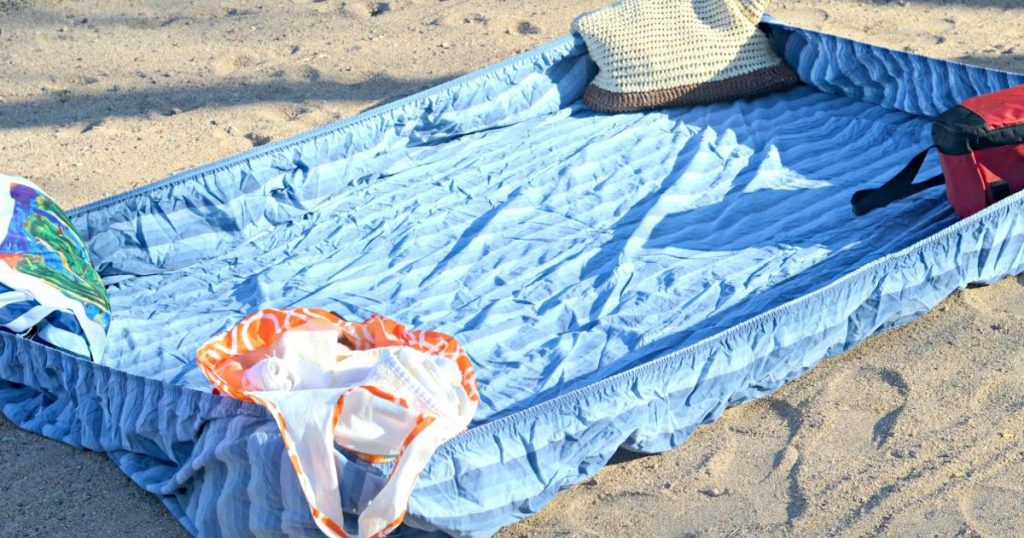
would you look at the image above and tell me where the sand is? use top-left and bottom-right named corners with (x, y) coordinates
top-left (1, 1), bottom-right (1023, 536)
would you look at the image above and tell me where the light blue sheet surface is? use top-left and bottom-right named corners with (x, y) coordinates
top-left (107, 85), bottom-right (950, 422)
top-left (3, 21), bottom-right (1024, 537)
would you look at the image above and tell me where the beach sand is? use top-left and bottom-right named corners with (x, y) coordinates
top-left (1, 1), bottom-right (1023, 536)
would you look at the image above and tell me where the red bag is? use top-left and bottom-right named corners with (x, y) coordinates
top-left (852, 84), bottom-right (1024, 218)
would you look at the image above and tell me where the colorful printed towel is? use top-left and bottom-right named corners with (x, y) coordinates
top-left (197, 308), bottom-right (479, 538)
top-left (0, 175), bottom-right (110, 359)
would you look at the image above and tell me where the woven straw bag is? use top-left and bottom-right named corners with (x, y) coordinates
top-left (573, 0), bottom-right (800, 113)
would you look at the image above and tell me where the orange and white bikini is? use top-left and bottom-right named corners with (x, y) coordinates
top-left (196, 308), bottom-right (479, 538)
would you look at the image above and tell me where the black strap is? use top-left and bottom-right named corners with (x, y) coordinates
top-left (851, 147), bottom-right (945, 216)
top-left (990, 180), bottom-right (1012, 204)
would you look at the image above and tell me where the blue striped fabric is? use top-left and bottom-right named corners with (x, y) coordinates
top-left (0, 299), bottom-right (35, 321)
top-left (2, 21), bottom-right (1024, 537)
top-left (0, 293), bottom-right (90, 348)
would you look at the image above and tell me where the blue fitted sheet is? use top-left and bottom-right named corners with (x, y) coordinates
top-left (3, 20), bottom-right (1024, 537)
top-left (103, 85), bottom-right (947, 423)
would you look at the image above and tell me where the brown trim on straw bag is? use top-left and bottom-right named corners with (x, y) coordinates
top-left (583, 63), bottom-right (801, 114)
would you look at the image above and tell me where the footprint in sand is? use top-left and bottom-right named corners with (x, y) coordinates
top-left (969, 377), bottom-right (1024, 414)
top-left (799, 364), bottom-right (908, 453)
top-left (701, 397), bottom-right (809, 527)
top-left (960, 471), bottom-right (1024, 536)
top-left (871, 368), bottom-right (909, 449)
top-left (763, 398), bottom-right (809, 523)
